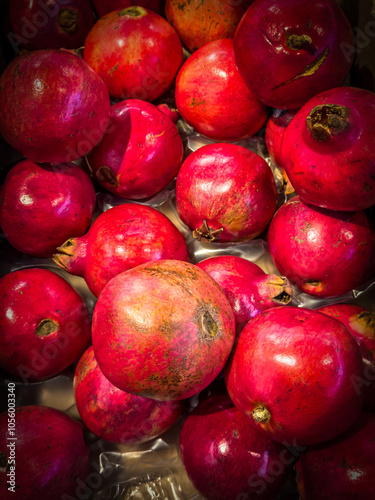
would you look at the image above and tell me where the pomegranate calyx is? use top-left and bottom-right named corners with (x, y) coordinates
top-left (273, 290), bottom-right (292, 305)
top-left (357, 311), bottom-right (375, 330)
top-left (201, 310), bottom-right (219, 339)
top-left (35, 319), bottom-right (58, 337)
top-left (58, 9), bottom-right (79, 34)
top-left (55, 238), bottom-right (76, 257)
top-left (286, 34), bottom-right (312, 50)
top-left (118, 6), bottom-right (146, 17)
top-left (193, 220), bottom-right (224, 243)
top-left (96, 166), bottom-right (118, 187)
top-left (252, 406), bottom-right (271, 424)
top-left (306, 104), bottom-right (350, 141)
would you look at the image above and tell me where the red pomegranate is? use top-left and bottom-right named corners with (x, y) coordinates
top-left (175, 143), bottom-right (278, 243)
top-left (226, 306), bottom-right (364, 446)
top-left (86, 99), bottom-right (184, 200)
top-left (281, 86), bottom-right (375, 211)
top-left (74, 346), bottom-right (183, 444)
top-left (0, 405), bottom-right (89, 500)
top-left (0, 268), bottom-right (91, 382)
top-left (165, 0), bottom-right (253, 53)
top-left (53, 203), bottom-right (189, 297)
top-left (180, 392), bottom-right (292, 500)
top-left (91, 0), bottom-right (165, 17)
top-left (295, 412), bottom-right (375, 499)
top-left (196, 255), bottom-right (293, 330)
top-left (91, 259), bottom-right (236, 400)
top-left (267, 196), bottom-right (375, 298)
top-left (0, 160), bottom-right (96, 258)
top-left (318, 303), bottom-right (375, 411)
top-left (175, 38), bottom-right (269, 142)
top-left (83, 7), bottom-right (183, 101)
top-left (233, 0), bottom-right (354, 109)
top-left (8, 0), bottom-right (95, 52)
top-left (0, 49), bottom-right (110, 163)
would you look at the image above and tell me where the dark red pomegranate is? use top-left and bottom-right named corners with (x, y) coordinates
top-left (74, 346), bottom-right (183, 444)
top-left (92, 259), bottom-right (235, 400)
top-left (86, 99), bottom-right (184, 200)
top-left (267, 196), bottom-right (375, 298)
top-left (53, 203), bottom-right (189, 297)
top-left (0, 405), bottom-right (89, 500)
top-left (295, 412), bottom-right (375, 499)
top-left (318, 303), bottom-right (375, 411)
top-left (180, 392), bottom-right (292, 500)
top-left (233, 0), bottom-right (354, 109)
top-left (0, 268), bottom-right (91, 382)
top-left (175, 143), bottom-right (278, 243)
top-left (0, 49), bottom-right (110, 163)
top-left (281, 86), bottom-right (375, 211)
top-left (0, 160), bottom-right (96, 258)
top-left (91, 0), bottom-right (165, 18)
top-left (196, 255), bottom-right (293, 329)
top-left (226, 306), bottom-right (364, 446)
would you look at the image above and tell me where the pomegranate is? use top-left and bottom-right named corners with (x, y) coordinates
top-left (180, 392), bottom-right (292, 500)
top-left (267, 196), bottom-right (375, 298)
top-left (0, 405), bottom-right (89, 500)
top-left (226, 306), bottom-right (364, 446)
top-left (8, 0), bottom-right (95, 52)
top-left (86, 99), bottom-right (184, 200)
top-left (91, 0), bottom-right (165, 18)
top-left (83, 7), bottom-right (183, 102)
top-left (0, 160), bottom-right (96, 258)
top-left (53, 203), bottom-right (189, 297)
top-left (91, 259), bottom-right (235, 400)
top-left (0, 268), bottom-right (91, 382)
top-left (165, 0), bottom-right (253, 53)
top-left (233, 0), bottom-right (354, 109)
top-left (196, 255), bottom-right (293, 330)
top-left (0, 49), bottom-right (110, 163)
top-left (318, 303), bottom-right (375, 411)
top-left (175, 143), bottom-right (278, 243)
top-left (175, 38), bottom-right (269, 142)
top-left (74, 346), bottom-right (183, 444)
top-left (281, 86), bottom-right (375, 211)
top-left (295, 412), bottom-right (375, 499)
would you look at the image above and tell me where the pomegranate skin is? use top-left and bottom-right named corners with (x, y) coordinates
top-left (0, 160), bottom-right (96, 258)
top-left (196, 255), bottom-right (293, 329)
top-left (0, 405), bottom-right (89, 500)
top-left (53, 203), bottom-right (189, 297)
top-left (74, 346), bottom-right (183, 444)
top-left (0, 268), bottom-right (91, 382)
top-left (233, 0), bottom-right (354, 109)
top-left (180, 393), bottom-right (292, 500)
top-left (318, 303), bottom-right (375, 411)
top-left (281, 86), bottom-right (375, 211)
top-left (83, 7), bottom-right (183, 102)
top-left (92, 260), bottom-right (236, 400)
top-left (175, 143), bottom-right (278, 243)
top-left (91, 0), bottom-right (165, 18)
top-left (226, 306), bottom-right (364, 446)
top-left (0, 49), bottom-right (110, 163)
top-left (267, 196), bottom-right (375, 298)
top-left (175, 38), bottom-right (269, 142)
top-left (295, 412), bottom-right (375, 500)
top-left (86, 99), bottom-right (184, 199)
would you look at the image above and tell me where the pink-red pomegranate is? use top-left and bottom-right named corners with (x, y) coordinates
top-left (0, 268), bottom-right (91, 382)
top-left (53, 203), bottom-right (189, 297)
top-left (0, 405), bottom-right (89, 500)
top-left (281, 86), bottom-right (375, 211)
top-left (91, 0), bottom-right (165, 17)
top-left (226, 306), bottom-right (364, 446)
top-left (83, 7), bottom-right (183, 101)
top-left (196, 255), bottom-right (293, 330)
top-left (0, 160), bottom-right (96, 258)
top-left (92, 259), bottom-right (236, 400)
top-left (0, 49), bottom-right (110, 163)
top-left (8, 0), bottom-right (95, 51)
top-left (175, 38), bottom-right (269, 142)
top-left (74, 346), bottom-right (183, 444)
top-left (295, 412), bottom-right (375, 499)
top-left (180, 392), bottom-right (292, 500)
top-left (267, 196), bottom-right (375, 298)
top-left (233, 0), bottom-right (354, 109)
top-left (86, 99), bottom-right (184, 199)
top-left (318, 303), bottom-right (375, 411)
top-left (175, 143), bottom-right (278, 243)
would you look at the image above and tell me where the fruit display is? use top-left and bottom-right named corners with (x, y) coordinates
top-left (0, 0), bottom-right (374, 498)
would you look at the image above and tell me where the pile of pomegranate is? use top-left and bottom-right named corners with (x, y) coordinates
top-left (0, 0), bottom-right (374, 498)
